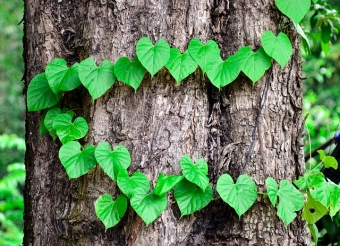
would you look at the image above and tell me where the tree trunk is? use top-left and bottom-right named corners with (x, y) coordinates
top-left (23, 0), bottom-right (310, 245)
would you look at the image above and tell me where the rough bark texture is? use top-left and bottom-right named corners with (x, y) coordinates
top-left (24, 0), bottom-right (310, 245)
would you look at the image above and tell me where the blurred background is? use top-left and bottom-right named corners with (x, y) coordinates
top-left (0, 0), bottom-right (339, 245)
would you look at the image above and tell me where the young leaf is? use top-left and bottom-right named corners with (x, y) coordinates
top-left (165, 48), bottom-right (197, 83)
top-left (317, 149), bottom-right (338, 169)
top-left (261, 31), bottom-right (292, 68)
top-left (52, 113), bottom-right (88, 144)
top-left (188, 38), bottom-right (222, 73)
top-left (235, 46), bottom-right (271, 83)
top-left (95, 142), bottom-right (131, 181)
top-left (114, 56), bottom-right (146, 90)
top-left (130, 189), bottom-right (167, 226)
top-left (275, 0), bottom-right (311, 24)
top-left (153, 173), bottom-right (184, 196)
top-left (136, 37), bottom-right (170, 77)
top-left (302, 192), bottom-right (328, 224)
top-left (174, 178), bottom-right (213, 217)
top-left (276, 180), bottom-right (305, 226)
top-left (180, 156), bottom-right (209, 191)
top-left (117, 169), bottom-right (150, 199)
top-left (216, 174), bottom-right (258, 217)
top-left (294, 170), bottom-right (325, 190)
top-left (206, 54), bottom-right (241, 89)
top-left (27, 73), bottom-right (63, 111)
top-left (44, 107), bottom-right (62, 139)
top-left (293, 22), bottom-right (311, 53)
top-left (45, 58), bottom-right (81, 93)
top-left (59, 141), bottom-right (96, 179)
top-left (265, 177), bottom-right (279, 206)
top-left (95, 194), bottom-right (128, 230)
top-left (78, 58), bottom-right (116, 100)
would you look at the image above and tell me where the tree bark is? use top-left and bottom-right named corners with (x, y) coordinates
top-left (24, 0), bottom-right (310, 245)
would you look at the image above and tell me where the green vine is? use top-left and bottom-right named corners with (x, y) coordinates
top-left (26, 0), bottom-right (339, 243)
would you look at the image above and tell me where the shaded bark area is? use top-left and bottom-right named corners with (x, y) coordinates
top-left (24, 0), bottom-right (309, 245)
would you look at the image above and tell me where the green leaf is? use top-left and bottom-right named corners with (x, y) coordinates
top-left (276, 180), bottom-right (305, 226)
top-left (275, 0), bottom-right (311, 24)
top-left (265, 177), bottom-right (279, 206)
top-left (130, 190), bottom-right (167, 226)
top-left (52, 113), bottom-right (88, 144)
top-left (44, 107), bottom-right (62, 139)
top-left (235, 46), bottom-right (271, 83)
top-left (293, 22), bottom-right (311, 53)
top-left (294, 170), bottom-right (325, 190)
top-left (308, 223), bottom-right (318, 244)
top-left (329, 185), bottom-right (340, 217)
top-left (59, 141), bottom-right (96, 179)
top-left (27, 73), bottom-right (63, 111)
top-left (180, 156), bottom-right (209, 191)
top-left (317, 149), bottom-right (338, 169)
top-left (153, 173), bottom-right (184, 196)
top-left (174, 178), bottom-right (213, 217)
top-left (78, 58), bottom-right (116, 100)
top-left (216, 174), bottom-right (258, 217)
top-left (136, 37), bottom-right (170, 77)
top-left (188, 38), bottom-right (222, 73)
top-left (165, 48), bottom-right (197, 83)
top-left (302, 192), bottom-right (328, 224)
top-left (95, 142), bottom-right (131, 181)
top-left (95, 194), bottom-right (127, 230)
top-left (117, 169), bottom-right (150, 199)
top-left (206, 54), bottom-right (241, 89)
top-left (114, 56), bottom-right (146, 90)
top-left (310, 179), bottom-right (335, 207)
top-left (261, 31), bottom-right (293, 68)
top-left (45, 58), bottom-right (81, 93)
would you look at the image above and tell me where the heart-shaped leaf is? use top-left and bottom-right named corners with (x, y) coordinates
top-left (318, 149), bottom-right (338, 169)
top-left (188, 38), bottom-right (222, 73)
top-left (235, 46), bottom-right (272, 83)
top-left (174, 178), bottom-right (213, 217)
top-left (261, 31), bottom-right (293, 68)
top-left (302, 192), bottom-right (328, 224)
top-left (78, 58), bottom-right (116, 100)
top-left (52, 113), bottom-right (88, 144)
top-left (45, 58), bottom-right (81, 93)
top-left (136, 37), bottom-right (170, 77)
top-left (180, 156), bottom-right (209, 191)
top-left (165, 48), bottom-right (197, 83)
top-left (95, 141), bottom-right (131, 181)
top-left (27, 73), bottom-right (63, 111)
top-left (95, 194), bottom-right (128, 230)
top-left (117, 169), bottom-right (150, 199)
top-left (114, 56), bottom-right (146, 90)
top-left (266, 178), bottom-right (304, 226)
top-left (310, 180), bottom-right (334, 207)
top-left (130, 189), bottom-right (167, 226)
top-left (293, 22), bottom-right (311, 53)
top-left (275, 0), bottom-right (311, 24)
top-left (217, 174), bottom-right (258, 217)
top-left (153, 173), bottom-right (184, 196)
top-left (206, 54), bottom-right (241, 89)
top-left (59, 141), bottom-right (96, 179)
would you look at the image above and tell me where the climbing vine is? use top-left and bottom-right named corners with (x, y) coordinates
top-left (26, 0), bottom-right (339, 243)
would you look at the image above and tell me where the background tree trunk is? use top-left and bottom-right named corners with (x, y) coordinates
top-left (24, 0), bottom-right (310, 245)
